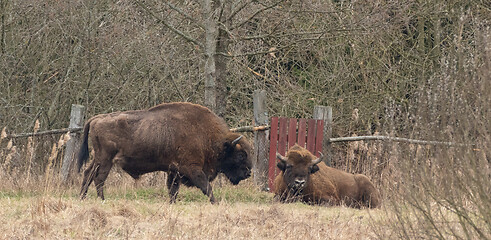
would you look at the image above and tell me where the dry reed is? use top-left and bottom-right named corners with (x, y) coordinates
top-left (26, 119), bottom-right (40, 183)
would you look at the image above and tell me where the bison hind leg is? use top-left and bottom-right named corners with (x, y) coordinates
top-left (363, 189), bottom-right (380, 208)
top-left (92, 160), bottom-right (114, 201)
top-left (80, 162), bottom-right (99, 200)
top-left (354, 175), bottom-right (380, 208)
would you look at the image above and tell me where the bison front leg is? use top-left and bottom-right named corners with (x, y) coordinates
top-left (166, 171), bottom-right (181, 203)
top-left (185, 169), bottom-right (216, 204)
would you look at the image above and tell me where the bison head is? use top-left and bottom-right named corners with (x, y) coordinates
top-left (220, 134), bottom-right (253, 185)
top-left (276, 148), bottom-right (322, 194)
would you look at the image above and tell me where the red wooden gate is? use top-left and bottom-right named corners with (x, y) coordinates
top-left (268, 117), bottom-right (324, 192)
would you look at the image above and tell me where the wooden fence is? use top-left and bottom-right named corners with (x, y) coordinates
top-left (4, 90), bottom-right (471, 188)
top-left (250, 90), bottom-right (473, 191)
top-left (5, 104), bottom-right (85, 182)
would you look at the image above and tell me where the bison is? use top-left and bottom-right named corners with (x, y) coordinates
top-left (274, 144), bottom-right (380, 208)
top-left (77, 102), bottom-right (252, 203)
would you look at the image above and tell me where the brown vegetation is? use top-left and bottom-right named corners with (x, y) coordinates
top-left (0, 191), bottom-right (383, 239)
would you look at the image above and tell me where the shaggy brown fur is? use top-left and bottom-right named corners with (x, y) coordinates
top-left (77, 102), bottom-right (252, 203)
top-left (274, 144), bottom-right (380, 208)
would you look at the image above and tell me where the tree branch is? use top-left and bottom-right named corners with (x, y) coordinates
top-left (237, 28), bottom-right (369, 41)
top-left (227, 1), bottom-right (251, 23)
top-left (216, 48), bottom-right (279, 58)
top-left (164, 1), bottom-right (205, 30)
top-left (230, 0), bottom-right (286, 31)
top-left (167, 73), bottom-right (186, 102)
top-left (134, 0), bottom-right (203, 49)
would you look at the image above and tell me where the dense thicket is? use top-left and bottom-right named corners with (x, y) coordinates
top-left (0, 0), bottom-right (487, 135)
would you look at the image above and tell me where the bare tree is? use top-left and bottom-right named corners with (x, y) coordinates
top-left (134, 0), bottom-right (322, 116)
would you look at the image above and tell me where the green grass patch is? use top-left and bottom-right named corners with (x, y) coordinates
top-left (11, 183), bottom-right (275, 205)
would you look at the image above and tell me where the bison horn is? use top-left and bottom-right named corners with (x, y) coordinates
top-left (276, 153), bottom-right (288, 163)
top-left (232, 135), bottom-right (243, 146)
top-left (311, 157), bottom-right (322, 165)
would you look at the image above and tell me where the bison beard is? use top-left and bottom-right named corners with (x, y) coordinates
top-left (76, 102), bottom-right (253, 203)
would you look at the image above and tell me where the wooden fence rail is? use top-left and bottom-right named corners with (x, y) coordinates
top-left (6, 124), bottom-right (267, 139)
top-left (6, 127), bottom-right (83, 139)
top-left (329, 135), bottom-right (473, 147)
top-left (4, 117), bottom-right (471, 149)
top-left (229, 125), bottom-right (472, 146)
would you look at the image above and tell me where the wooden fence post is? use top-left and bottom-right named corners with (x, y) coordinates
top-left (313, 105), bottom-right (332, 166)
top-left (253, 90), bottom-right (269, 191)
top-left (61, 104), bottom-right (85, 182)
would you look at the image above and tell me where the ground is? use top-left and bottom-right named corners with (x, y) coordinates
top-left (0, 182), bottom-right (386, 239)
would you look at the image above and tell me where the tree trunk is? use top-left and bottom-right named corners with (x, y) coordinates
top-left (215, 16), bottom-right (230, 118)
top-left (211, 1), bottom-right (232, 118)
top-left (203, 0), bottom-right (218, 112)
top-left (432, 5), bottom-right (441, 68)
top-left (0, 0), bottom-right (6, 55)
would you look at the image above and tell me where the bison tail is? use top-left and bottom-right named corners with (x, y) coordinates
top-left (77, 119), bottom-right (91, 172)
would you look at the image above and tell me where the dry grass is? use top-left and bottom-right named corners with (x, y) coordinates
top-left (1, 142), bottom-right (489, 239)
top-left (0, 182), bottom-right (384, 240)
top-left (1, 150), bottom-right (386, 240)
top-left (1, 131), bottom-right (488, 239)
top-left (1, 182), bottom-right (487, 240)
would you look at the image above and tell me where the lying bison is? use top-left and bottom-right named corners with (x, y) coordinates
top-left (77, 102), bottom-right (252, 203)
top-left (274, 144), bottom-right (380, 208)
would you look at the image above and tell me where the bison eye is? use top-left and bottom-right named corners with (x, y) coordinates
top-left (235, 152), bottom-right (246, 161)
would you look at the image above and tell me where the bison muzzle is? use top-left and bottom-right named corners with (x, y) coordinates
top-left (77, 102), bottom-right (253, 203)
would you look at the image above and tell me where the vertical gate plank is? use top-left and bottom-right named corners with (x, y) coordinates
top-left (277, 117), bottom-right (288, 156)
top-left (288, 118), bottom-right (297, 149)
top-left (306, 119), bottom-right (316, 153)
top-left (297, 118), bottom-right (307, 148)
top-left (275, 118), bottom-right (288, 187)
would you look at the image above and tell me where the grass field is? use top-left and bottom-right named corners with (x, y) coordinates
top-left (0, 176), bottom-right (389, 240)
top-left (1, 167), bottom-right (490, 240)
top-left (1, 132), bottom-right (489, 239)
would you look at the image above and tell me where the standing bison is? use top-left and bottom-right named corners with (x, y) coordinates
top-left (274, 144), bottom-right (380, 208)
top-left (77, 102), bottom-right (252, 203)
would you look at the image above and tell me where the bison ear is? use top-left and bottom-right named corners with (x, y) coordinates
top-left (276, 153), bottom-right (288, 172)
top-left (277, 161), bottom-right (286, 172)
top-left (309, 157), bottom-right (322, 174)
top-left (224, 135), bottom-right (243, 152)
top-left (309, 165), bottom-right (320, 174)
